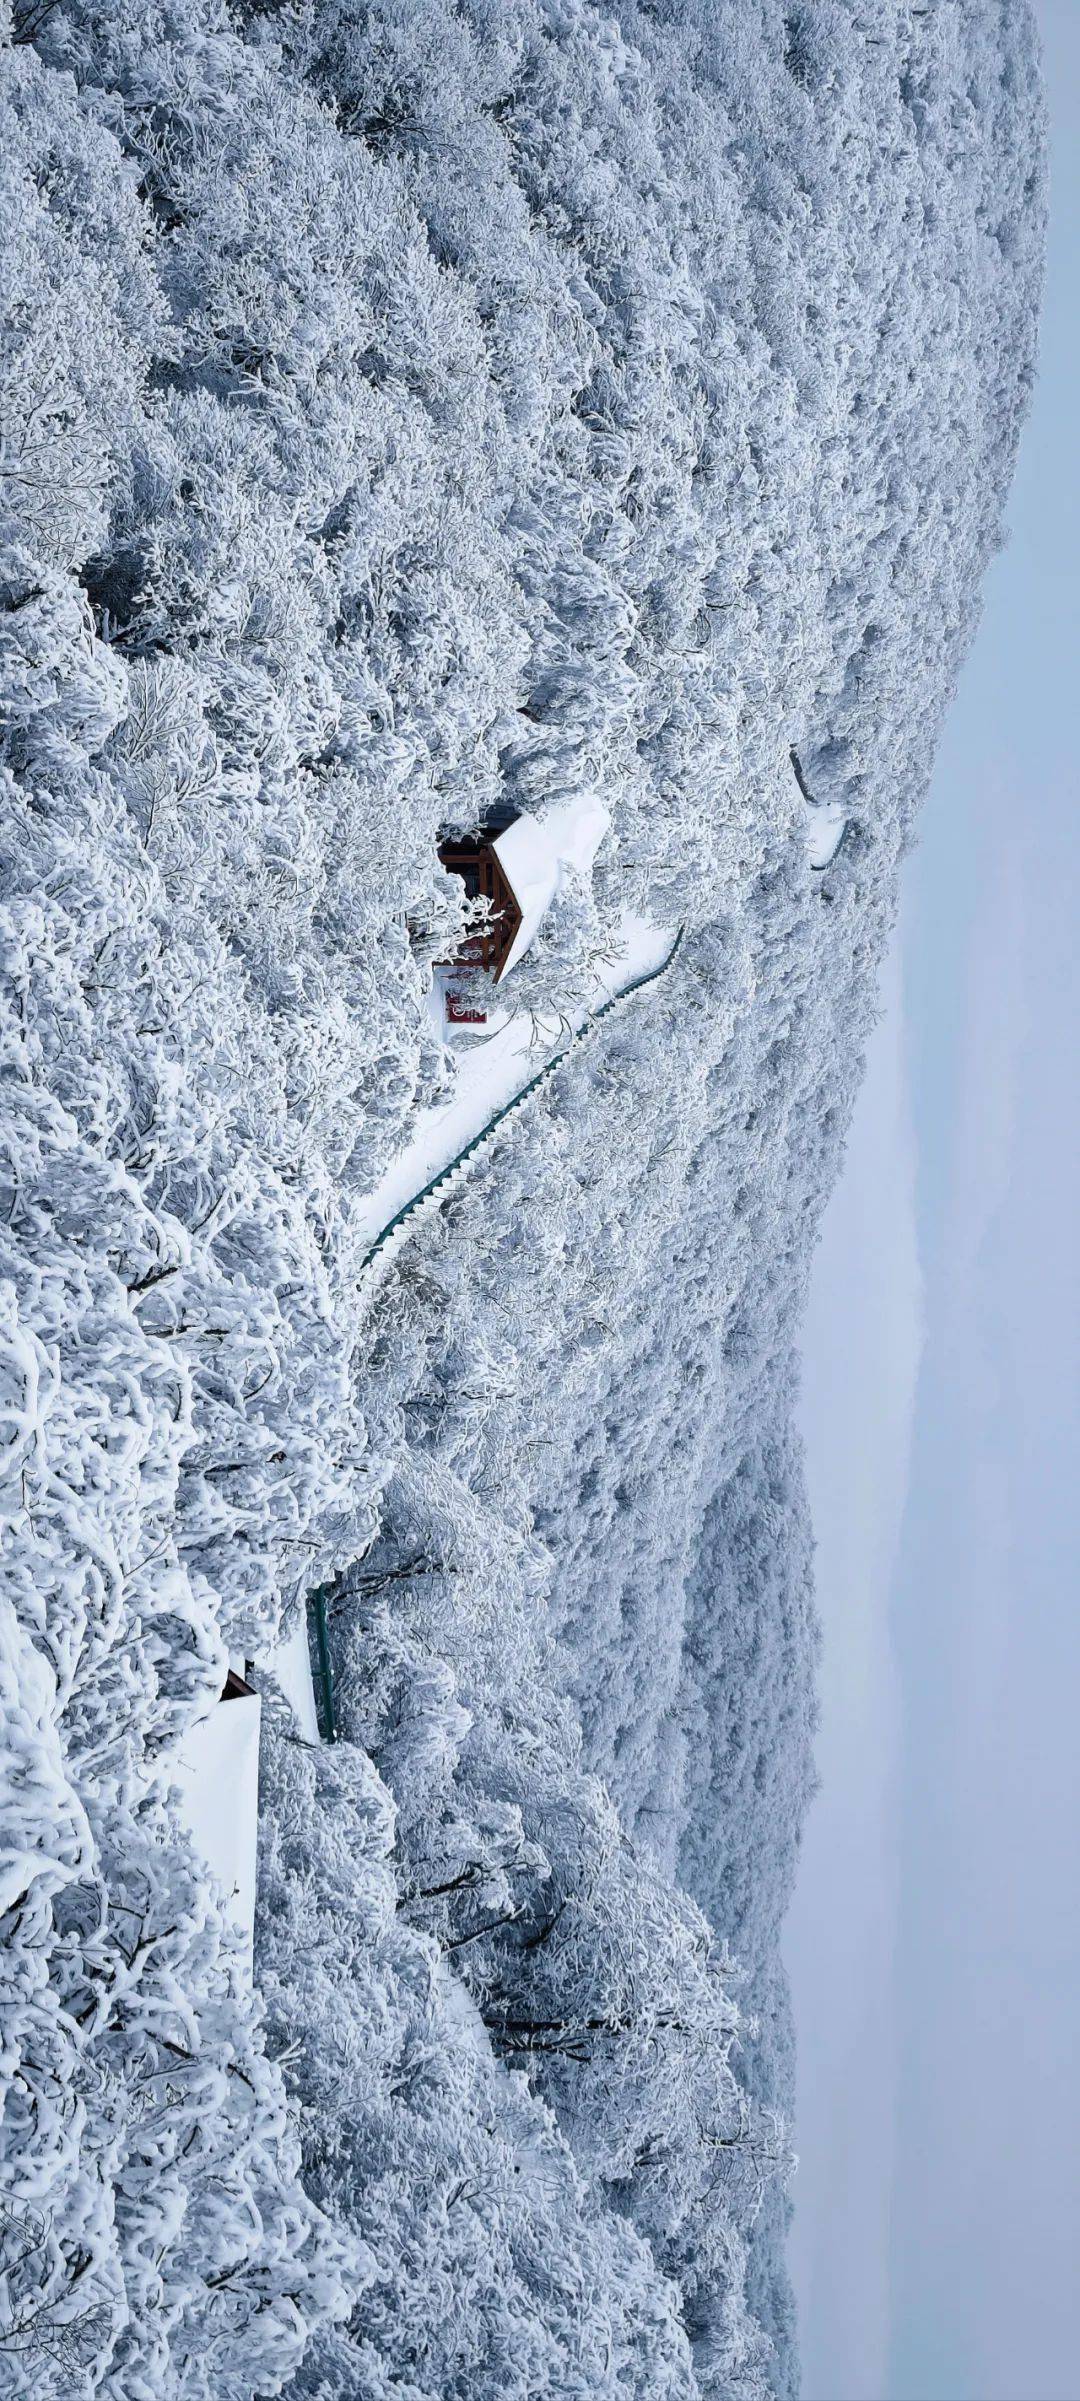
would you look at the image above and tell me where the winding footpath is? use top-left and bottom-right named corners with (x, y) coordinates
top-left (351, 925), bottom-right (684, 1306)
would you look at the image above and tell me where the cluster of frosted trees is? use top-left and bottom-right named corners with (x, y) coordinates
top-left (0, 0), bottom-right (1043, 2394)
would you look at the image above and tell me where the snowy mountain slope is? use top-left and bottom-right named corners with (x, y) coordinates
top-left (0, 1), bottom-right (1044, 2395)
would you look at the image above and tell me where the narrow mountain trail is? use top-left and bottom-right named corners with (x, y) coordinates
top-left (353, 928), bottom-right (684, 1306)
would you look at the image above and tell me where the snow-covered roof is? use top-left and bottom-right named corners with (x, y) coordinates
top-left (173, 1690), bottom-right (262, 1975)
top-left (805, 800), bottom-right (848, 871)
top-left (491, 796), bottom-right (609, 979)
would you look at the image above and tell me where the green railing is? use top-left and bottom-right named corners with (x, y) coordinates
top-left (307, 925), bottom-right (685, 1740)
top-left (308, 1582), bottom-right (338, 1743)
top-left (359, 926), bottom-right (684, 1278)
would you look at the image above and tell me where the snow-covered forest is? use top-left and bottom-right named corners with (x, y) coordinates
top-left (0, 2), bottom-right (1044, 2394)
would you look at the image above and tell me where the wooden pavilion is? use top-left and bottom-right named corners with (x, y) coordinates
top-left (437, 797), bottom-right (609, 1024)
top-left (436, 830), bottom-right (523, 1001)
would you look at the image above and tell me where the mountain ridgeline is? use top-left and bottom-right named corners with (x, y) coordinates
top-left (0, 2), bottom-right (1043, 2394)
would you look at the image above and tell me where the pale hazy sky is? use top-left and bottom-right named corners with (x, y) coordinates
top-left (786, 6), bottom-right (1079, 2396)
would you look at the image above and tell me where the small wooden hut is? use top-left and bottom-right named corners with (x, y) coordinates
top-left (437, 798), bottom-right (609, 1022)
